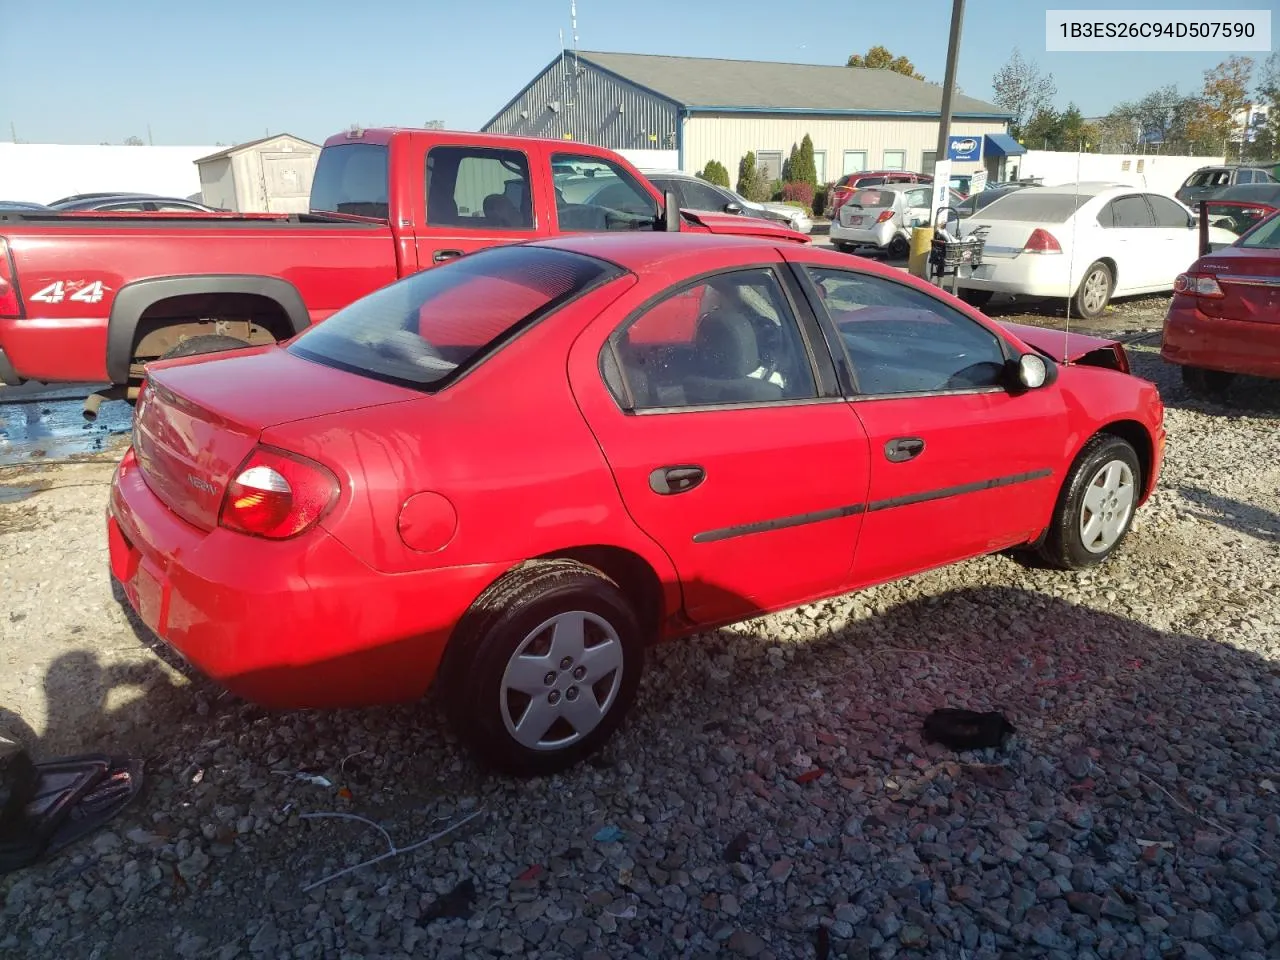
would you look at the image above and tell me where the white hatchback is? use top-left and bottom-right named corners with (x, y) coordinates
top-left (829, 183), bottom-right (934, 259)
top-left (954, 183), bottom-right (1238, 318)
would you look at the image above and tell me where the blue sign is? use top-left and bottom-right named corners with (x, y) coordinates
top-left (947, 135), bottom-right (982, 162)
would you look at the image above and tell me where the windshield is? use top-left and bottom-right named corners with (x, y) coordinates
top-left (1237, 212), bottom-right (1280, 249)
top-left (973, 192), bottom-right (1092, 223)
top-left (289, 246), bottom-right (619, 390)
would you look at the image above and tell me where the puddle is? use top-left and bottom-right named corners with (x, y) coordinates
top-left (0, 384), bottom-right (132, 466)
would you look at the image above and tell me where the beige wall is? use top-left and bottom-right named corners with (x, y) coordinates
top-left (681, 114), bottom-right (1007, 181)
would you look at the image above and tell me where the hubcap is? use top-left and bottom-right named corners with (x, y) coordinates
top-left (1079, 459), bottom-right (1136, 554)
top-left (1082, 269), bottom-right (1108, 314)
top-left (499, 611), bottom-right (624, 751)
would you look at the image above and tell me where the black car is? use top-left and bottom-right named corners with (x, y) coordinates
top-left (1175, 165), bottom-right (1277, 210)
top-left (48, 193), bottom-right (220, 212)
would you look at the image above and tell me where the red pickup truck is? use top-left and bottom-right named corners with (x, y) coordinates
top-left (0, 128), bottom-right (807, 393)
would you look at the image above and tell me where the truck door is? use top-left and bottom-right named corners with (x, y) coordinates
top-left (413, 141), bottom-right (549, 270)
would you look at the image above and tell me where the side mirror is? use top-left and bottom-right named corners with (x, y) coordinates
top-left (724, 201), bottom-right (743, 214)
top-left (1013, 353), bottom-right (1052, 390)
top-left (659, 189), bottom-right (681, 232)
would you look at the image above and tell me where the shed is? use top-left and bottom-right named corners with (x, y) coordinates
top-left (195, 134), bottom-right (320, 213)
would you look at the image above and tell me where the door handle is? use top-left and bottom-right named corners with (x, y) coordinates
top-left (885, 437), bottom-right (925, 463)
top-left (649, 464), bottom-right (705, 495)
top-left (433, 249), bottom-right (463, 264)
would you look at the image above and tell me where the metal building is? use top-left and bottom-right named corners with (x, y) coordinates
top-left (195, 134), bottom-right (320, 213)
top-left (483, 51), bottom-right (1020, 182)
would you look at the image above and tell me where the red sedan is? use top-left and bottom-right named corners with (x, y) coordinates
top-left (108, 233), bottom-right (1166, 775)
top-left (1163, 209), bottom-right (1280, 398)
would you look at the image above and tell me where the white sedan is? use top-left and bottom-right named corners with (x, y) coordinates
top-left (954, 183), bottom-right (1237, 318)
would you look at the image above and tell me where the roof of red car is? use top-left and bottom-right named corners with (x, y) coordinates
top-left (532, 231), bottom-right (858, 272)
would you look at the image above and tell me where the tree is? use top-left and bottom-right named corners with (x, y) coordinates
top-left (992, 49), bottom-right (1057, 140)
top-left (1186, 55), bottom-right (1253, 153)
top-left (783, 143), bottom-right (800, 182)
top-left (736, 151), bottom-right (771, 203)
top-left (796, 135), bottom-right (818, 187)
top-left (846, 45), bottom-right (924, 80)
top-left (122, 135), bottom-right (145, 146)
top-left (1253, 51), bottom-right (1280, 159)
top-left (697, 160), bottom-right (730, 188)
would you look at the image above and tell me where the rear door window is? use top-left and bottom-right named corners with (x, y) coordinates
top-left (1108, 195), bottom-right (1156, 228)
top-left (425, 146), bottom-right (533, 230)
top-left (288, 245), bottom-right (618, 390)
top-left (311, 143), bottom-right (389, 219)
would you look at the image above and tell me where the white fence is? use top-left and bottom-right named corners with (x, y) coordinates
top-left (0, 143), bottom-right (220, 205)
top-left (1016, 151), bottom-right (1225, 198)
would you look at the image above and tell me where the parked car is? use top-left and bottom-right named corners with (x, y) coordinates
top-left (1162, 207), bottom-right (1280, 399)
top-left (1175, 164), bottom-right (1278, 210)
top-left (949, 174), bottom-right (973, 198)
top-left (826, 170), bottom-right (932, 218)
top-left (0, 201), bottom-right (49, 212)
top-left (955, 183), bottom-right (1238, 317)
top-left (0, 127), bottom-right (806, 393)
top-left (642, 170), bottom-right (813, 234)
top-left (829, 182), bottom-right (934, 258)
top-left (108, 231), bottom-right (1164, 774)
top-left (47, 194), bottom-right (222, 213)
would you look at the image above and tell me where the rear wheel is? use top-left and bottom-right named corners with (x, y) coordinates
top-left (1038, 434), bottom-right (1141, 570)
top-left (832, 241), bottom-right (852, 253)
top-left (959, 289), bottom-right (993, 308)
top-left (1181, 365), bottom-right (1235, 400)
top-left (1071, 261), bottom-right (1113, 320)
top-left (439, 559), bottom-right (644, 776)
top-left (887, 235), bottom-right (910, 260)
top-left (159, 334), bottom-right (253, 361)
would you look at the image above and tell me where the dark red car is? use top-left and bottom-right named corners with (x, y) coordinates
top-left (109, 233), bottom-right (1165, 775)
top-left (826, 170), bottom-right (933, 218)
top-left (1163, 209), bottom-right (1280, 398)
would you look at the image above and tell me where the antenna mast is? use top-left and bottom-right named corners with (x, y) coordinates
top-left (571, 0), bottom-right (579, 76)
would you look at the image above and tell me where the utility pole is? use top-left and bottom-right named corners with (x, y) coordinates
top-left (9, 122), bottom-right (16, 144)
top-left (147, 123), bottom-right (153, 145)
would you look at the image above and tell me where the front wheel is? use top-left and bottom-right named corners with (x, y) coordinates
top-left (439, 560), bottom-right (644, 776)
top-left (1038, 434), bottom-right (1141, 570)
top-left (1181, 365), bottom-right (1235, 400)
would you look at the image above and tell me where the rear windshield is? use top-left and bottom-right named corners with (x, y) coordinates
top-left (1186, 170), bottom-right (1230, 188)
top-left (288, 246), bottom-right (619, 390)
top-left (311, 143), bottom-right (389, 219)
top-left (850, 188), bottom-right (894, 208)
top-left (974, 192), bottom-right (1092, 223)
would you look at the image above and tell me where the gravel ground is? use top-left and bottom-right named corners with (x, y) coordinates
top-left (2, 298), bottom-right (1279, 960)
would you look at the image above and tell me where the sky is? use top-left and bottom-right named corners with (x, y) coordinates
top-left (3, 0), bottom-right (1275, 146)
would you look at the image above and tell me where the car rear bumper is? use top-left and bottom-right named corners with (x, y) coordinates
top-left (1161, 303), bottom-right (1280, 379)
top-left (955, 255), bottom-right (1072, 298)
top-left (829, 220), bottom-right (894, 247)
top-left (107, 449), bottom-right (507, 709)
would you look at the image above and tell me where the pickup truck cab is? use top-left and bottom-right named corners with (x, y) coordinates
top-left (0, 127), bottom-right (807, 390)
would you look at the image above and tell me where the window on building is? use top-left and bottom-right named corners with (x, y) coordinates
top-left (756, 151), bottom-right (783, 182)
top-left (813, 150), bottom-right (827, 184)
top-left (883, 150), bottom-right (907, 171)
top-left (922, 150), bottom-right (937, 176)
top-left (842, 150), bottom-right (868, 175)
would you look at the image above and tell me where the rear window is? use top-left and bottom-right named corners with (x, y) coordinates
top-left (288, 246), bottom-right (619, 390)
top-left (974, 192), bottom-right (1092, 223)
top-left (311, 143), bottom-right (389, 219)
top-left (851, 188), bottom-right (892, 208)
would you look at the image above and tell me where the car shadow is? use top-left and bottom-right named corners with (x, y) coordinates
top-left (1176, 485), bottom-right (1280, 544)
top-left (5, 573), bottom-right (1279, 957)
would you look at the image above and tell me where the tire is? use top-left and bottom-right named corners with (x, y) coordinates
top-left (160, 334), bottom-right (253, 361)
top-left (887, 235), bottom-right (910, 260)
top-left (1071, 261), bottom-right (1113, 320)
top-left (1181, 365), bottom-right (1236, 400)
top-left (832, 241), bottom-right (852, 253)
top-left (959, 289), bottom-right (993, 308)
top-left (1038, 433), bottom-right (1142, 570)
top-left (438, 559), bottom-right (645, 776)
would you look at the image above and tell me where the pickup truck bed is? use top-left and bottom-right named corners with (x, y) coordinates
top-left (0, 127), bottom-right (807, 390)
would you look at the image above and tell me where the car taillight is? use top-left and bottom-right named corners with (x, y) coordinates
top-left (1023, 228), bottom-right (1062, 254)
top-left (0, 238), bottom-right (22, 319)
top-left (1173, 272), bottom-right (1224, 298)
top-left (876, 209), bottom-right (895, 223)
top-left (219, 446), bottom-right (339, 540)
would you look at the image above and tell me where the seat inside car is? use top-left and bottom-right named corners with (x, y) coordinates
top-left (683, 304), bottom-right (784, 404)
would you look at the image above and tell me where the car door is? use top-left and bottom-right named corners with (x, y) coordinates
top-left (567, 255), bottom-right (871, 625)
top-left (791, 262), bottom-right (1067, 587)
top-left (1144, 193), bottom-right (1200, 286)
top-left (415, 142), bottom-right (543, 270)
top-left (902, 186), bottom-right (933, 229)
top-left (1096, 194), bottom-right (1158, 293)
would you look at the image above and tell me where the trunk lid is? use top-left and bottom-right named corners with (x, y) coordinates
top-left (1196, 245), bottom-right (1280, 324)
top-left (134, 346), bottom-right (419, 529)
top-left (683, 209), bottom-right (810, 243)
